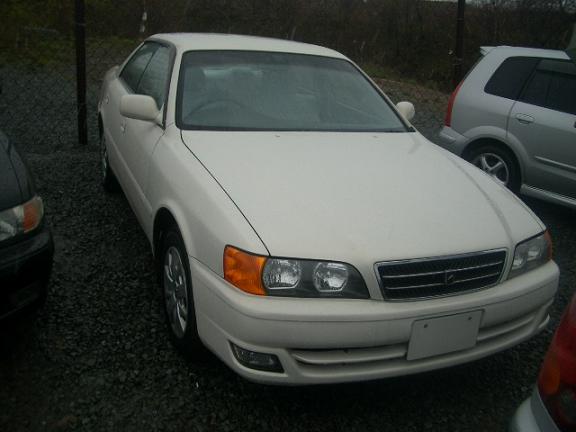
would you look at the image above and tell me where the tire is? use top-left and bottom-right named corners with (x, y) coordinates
top-left (159, 226), bottom-right (203, 356)
top-left (465, 144), bottom-right (520, 193)
top-left (100, 133), bottom-right (119, 193)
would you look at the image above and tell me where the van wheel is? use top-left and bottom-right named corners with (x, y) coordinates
top-left (466, 145), bottom-right (520, 192)
top-left (159, 226), bottom-right (203, 356)
top-left (100, 134), bottom-right (119, 193)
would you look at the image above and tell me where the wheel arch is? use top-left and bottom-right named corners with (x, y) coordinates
top-left (152, 204), bottom-right (200, 265)
top-left (153, 207), bottom-right (179, 259)
top-left (462, 137), bottom-right (524, 184)
top-left (154, 206), bottom-right (203, 352)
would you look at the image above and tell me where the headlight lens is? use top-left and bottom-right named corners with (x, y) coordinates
top-left (0, 196), bottom-right (44, 242)
top-left (508, 231), bottom-right (552, 279)
top-left (263, 259), bottom-right (302, 290)
top-left (262, 258), bottom-right (367, 298)
top-left (313, 262), bottom-right (348, 292)
top-left (224, 246), bottom-right (369, 299)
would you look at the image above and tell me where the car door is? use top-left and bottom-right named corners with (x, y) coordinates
top-left (121, 43), bottom-right (173, 232)
top-left (508, 58), bottom-right (576, 199)
top-left (105, 42), bottom-right (158, 191)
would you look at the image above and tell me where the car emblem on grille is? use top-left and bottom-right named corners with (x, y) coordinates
top-left (444, 271), bottom-right (456, 286)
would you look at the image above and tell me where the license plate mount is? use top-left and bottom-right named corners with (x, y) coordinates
top-left (407, 310), bottom-right (483, 361)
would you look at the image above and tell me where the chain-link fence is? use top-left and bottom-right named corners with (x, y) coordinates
top-left (0, 25), bottom-right (77, 152)
top-left (0, 2), bottom-right (143, 151)
top-left (1, 0), bottom-right (573, 151)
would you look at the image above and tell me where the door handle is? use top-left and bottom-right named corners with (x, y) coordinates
top-left (120, 122), bottom-right (126, 133)
top-left (515, 113), bottom-right (534, 124)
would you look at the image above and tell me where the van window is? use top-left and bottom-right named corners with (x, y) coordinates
top-left (484, 57), bottom-right (539, 100)
top-left (520, 59), bottom-right (576, 115)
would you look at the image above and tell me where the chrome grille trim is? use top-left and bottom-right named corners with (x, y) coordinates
top-left (375, 249), bottom-right (507, 301)
top-left (380, 260), bottom-right (505, 279)
top-left (384, 272), bottom-right (502, 291)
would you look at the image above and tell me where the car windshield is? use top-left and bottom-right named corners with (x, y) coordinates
top-left (177, 51), bottom-right (408, 132)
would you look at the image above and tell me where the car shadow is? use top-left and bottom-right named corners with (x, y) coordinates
top-left (0, 312), bottom-right (38, 379)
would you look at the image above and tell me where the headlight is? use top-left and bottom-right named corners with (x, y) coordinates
top-left (508, 231), bottom-right (552, 279)
top-left (263, 259), bottom-right (302, 290)
top-left (224, 246), bottom-right (369, 299)
top-left (0, 196), bottom-right (44, 242)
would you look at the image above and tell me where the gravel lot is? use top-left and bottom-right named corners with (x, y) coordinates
top-left (1, 76), bottom-right (575, 432)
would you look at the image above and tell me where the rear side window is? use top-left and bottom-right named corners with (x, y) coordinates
top-left (520, 59), bottom-right (576, 115)
top-left (120, 42), bottom-right (159, 91)
top-left (484, 57), bottom-right (539, 100)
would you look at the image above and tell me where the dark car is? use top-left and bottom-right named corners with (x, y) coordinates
top-left (0, 130), bottom-right (53, 320)
top-left (510, 291), bottom-right (576, 432)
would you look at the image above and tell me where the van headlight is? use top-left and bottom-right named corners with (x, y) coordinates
top-left (0, 196), bottom-right (44, 242)
top-left (508, 231), bottom-right (552, 279)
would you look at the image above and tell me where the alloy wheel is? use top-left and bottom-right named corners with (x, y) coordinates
top-left (163, 246), bottom-right (189, 338)
top-left (471, 152), bottom-right (510, 186)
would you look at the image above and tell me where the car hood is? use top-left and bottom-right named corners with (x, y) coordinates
top-left (181, 131), bottom-right (544, 262)
top-left (0, 131), bottom-right (29, 212)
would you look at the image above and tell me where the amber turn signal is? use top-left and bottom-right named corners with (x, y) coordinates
top-left (224, 246), bottom-right (267, 296)
top-left (23, 196), bottom-right (44, 233)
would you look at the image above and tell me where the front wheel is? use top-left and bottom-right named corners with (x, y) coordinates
top-left (466, 144), bottom-right (520, 192)
top-left (159, 227), bottom-right (203, 356)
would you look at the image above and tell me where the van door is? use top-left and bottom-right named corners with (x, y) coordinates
top-left (508, 58), bottom-right (576, 199)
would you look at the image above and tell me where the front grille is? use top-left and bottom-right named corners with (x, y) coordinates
top-left (376, 250), bottom-right (507, 300)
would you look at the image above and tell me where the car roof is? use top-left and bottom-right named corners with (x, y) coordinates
top-left (150, 33), bottom-right (348, 60)
top-left (486, 45), bottom-right (569, 60)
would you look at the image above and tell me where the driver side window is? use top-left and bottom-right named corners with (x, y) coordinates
top-left (136, 45), bottom-right (171, 109)
top-left (120, 42), bottom-right (159, 92)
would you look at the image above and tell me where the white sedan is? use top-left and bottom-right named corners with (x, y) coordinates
top-left (98, 33), bottom-right (559, 385)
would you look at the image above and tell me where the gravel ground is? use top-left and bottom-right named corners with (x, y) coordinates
top-left (375, 78), bottom-right (450, 141)
top-left (0, 68), bottom-right (575, 431)
top-left (0, 140), bottom-right (574, 432)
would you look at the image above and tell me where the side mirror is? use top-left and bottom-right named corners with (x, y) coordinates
top-left (396, 101), bottom-right (415, 122)
top-left (120, 94), bottom-right (161, 123)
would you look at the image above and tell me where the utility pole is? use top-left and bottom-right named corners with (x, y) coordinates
top-left (453, 0), bottom-right (466, 88)
top-left (75, 0), bottom-right (87, 146)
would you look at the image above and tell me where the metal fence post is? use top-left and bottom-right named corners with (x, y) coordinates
top-left (75, 0), bottom-right (88, 146)
top-left (453, 0), bottom-right (466, 88)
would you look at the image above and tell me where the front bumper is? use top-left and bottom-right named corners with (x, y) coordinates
top-left (510, 389), bottom-right (560, 432)
top-left (0, 225), bottom-right (54, 320)
top-left (437, 126), bottom-right (469, 156)
top-left (192, 258), bottom-right (558, 385)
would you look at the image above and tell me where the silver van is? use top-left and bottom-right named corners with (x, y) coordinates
top-left (438, 46), bottom-right (576, 209)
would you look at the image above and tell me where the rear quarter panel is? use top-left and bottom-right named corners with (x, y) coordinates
top-left (452, 49), bottom-right (515, 138)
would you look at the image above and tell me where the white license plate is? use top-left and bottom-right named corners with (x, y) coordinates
top-left (407, 311), bottom-right (483, 361)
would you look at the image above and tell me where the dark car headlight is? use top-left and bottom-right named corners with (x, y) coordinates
top-left (508, 231), bottom-right (552, 279)
top-left (0, 196), bottom-right (44, 242)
